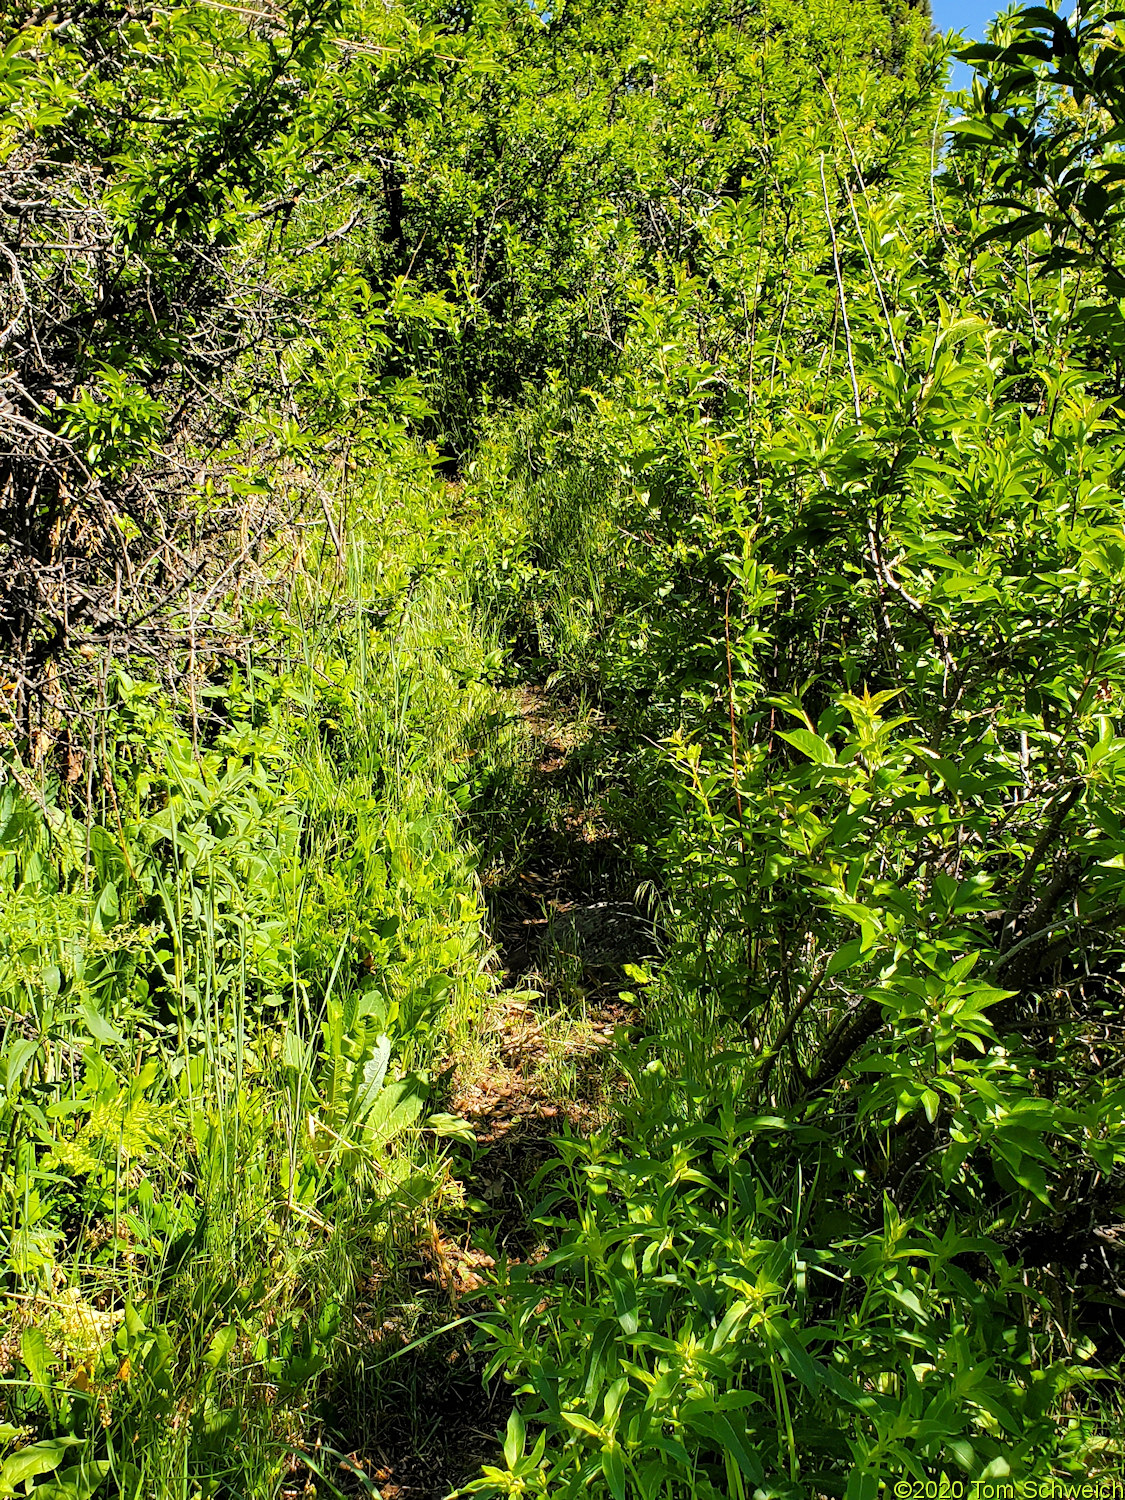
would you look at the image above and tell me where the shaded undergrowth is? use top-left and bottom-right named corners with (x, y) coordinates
top-left (305, 677), bottom-right (660, 1497)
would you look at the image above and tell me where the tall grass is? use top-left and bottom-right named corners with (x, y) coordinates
top-left (0, 473), bottom-right (504, 1497)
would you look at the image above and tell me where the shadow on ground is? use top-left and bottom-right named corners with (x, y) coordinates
top-left (307, 686), bottom-right (661, 1499)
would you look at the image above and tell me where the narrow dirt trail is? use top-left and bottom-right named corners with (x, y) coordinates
top-left (353, 685), bottom-right (659, 1500)
top-left (450, 687), bottom-right (656, 1181)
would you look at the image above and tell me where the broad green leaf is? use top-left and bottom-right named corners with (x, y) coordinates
top-left (5, 1037), bottom-right (39, 1095)
top-left (37, 1460), bottom-right (113, 1500)
top-left (600, 1445), bottom-right (627, 1500)
top-left (561, 1411), bottom-right (604, 1440)
top-left (502, 1409), bottom-right (525, 1469)
top-left (21, 1327), bottom-right (56, 1410)
top-left (91, 882), bottom-right (119, 935)
top-left (778, 728), bottom-right (836, 765)
top-left (204, 1325), bottom-right (238, 1370)
top-left (81, 1002), bottom-right (124, 1046)
top-left (353, 1036), bottom-right (392, 1121)
top-left (0, 1440), bottom-right (78, 1496)
top-left (425, 1112), bottom-right (476, 1144)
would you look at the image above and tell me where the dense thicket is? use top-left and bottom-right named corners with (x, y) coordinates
top-left (2, 0), bottom-right (1125, 1495)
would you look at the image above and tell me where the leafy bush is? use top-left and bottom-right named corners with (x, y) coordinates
top-left (6, 0), bottom-right (1125, 1493)
top-left (462, 2), bottom-right (1125, 1493)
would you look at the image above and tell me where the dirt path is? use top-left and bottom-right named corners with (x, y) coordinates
top-left (450, 686), bottom-right (657, 1228)
top-left (342, 685), bottom-right (658, 1499)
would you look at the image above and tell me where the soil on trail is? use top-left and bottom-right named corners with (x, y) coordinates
top-left (450, 686), bottom-right (658, 1245)
top-left (332, 686), bottom-right (659, 1499)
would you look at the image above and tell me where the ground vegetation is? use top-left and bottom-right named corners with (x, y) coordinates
top-left (1, 0), bottom-right (1125, 1496)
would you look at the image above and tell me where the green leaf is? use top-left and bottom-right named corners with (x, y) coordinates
top-left (611, 1279), bottom-right (639, 1336)
top-left (6, 1037), bottom-right (39, 1095)
top-left (81, 1002), bottom-right (124, 1046)
top-left (363, 1075), bottom-right (426, 1149)
top-left (561, 1411), bottom-right (604, 1440)
top-left (204, 1324), bottom-right (238, 1370)
top-left (37, 1460), bottom-right (113, 1500)
top-left (603, 1376), bottom-right (628, 1425)
top-left (425, 1112), bottom-right (476, 1144)
top-left (502, 1409), bottom-right (525, 1469)
top-left (825, 938), bottom-right (867, 978)
top-left (20, 1327), bottom-right (56, 1411)
top-left (600, 1445), bottom-right (627, 1500)
top-left (778, 729), bottom-right (836, 765)
top-left (973, 211), bottom-right (1048, 249)
top-left (353, 1036), bottom-right (392, 1121)
top-left (0, 1440), bottom-right (78, 1497)
top-left (681, 1407), bottom-right (763, 1484)
top-left (766, 1318), bottom-right (826, 1393)
top-left (845, 1473), bottom-right (879, 1500)
top-left (91, 882), bottom-right (119, 935)
top-left (282, 1029), bottom-right (306, 1073)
